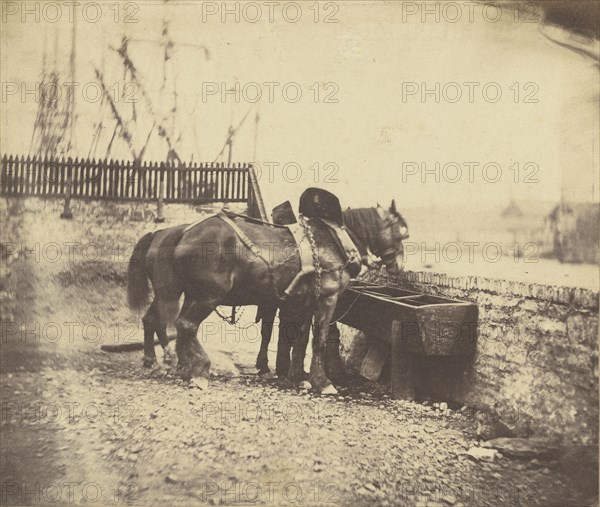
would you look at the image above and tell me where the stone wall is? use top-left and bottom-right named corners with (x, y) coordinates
top-left (340, 269), bottom-right (599, 445)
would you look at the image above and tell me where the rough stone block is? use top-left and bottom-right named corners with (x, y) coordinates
top-left (339, 326), bottom-right (369, 372)
top-left (360, 340), bottom-right (389, 381)
top-left (566, 313), bottom-right (598, 348)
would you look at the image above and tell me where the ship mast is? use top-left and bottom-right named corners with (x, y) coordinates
top-left (29, 5), bottom-right (78, 160)
top-left (67, 9), bottom-right (77, 154)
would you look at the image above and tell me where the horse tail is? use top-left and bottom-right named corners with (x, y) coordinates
top-left (127, 231), bottom-right (154, 311)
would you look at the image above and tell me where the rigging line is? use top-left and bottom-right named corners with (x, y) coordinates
top-left (89, 98), bottom-right (107, 159)
top-left (174, 91), bottom-right (203, 146)
top-left (234, 107), bottom-right (252, 131)
top-left (105, 124), bottom-right (119, 159)
top-left (193, 119), bottom-right (201, 160)
top-left (212, 107), bottom-right (254, 162)
top-left (41, 72), bottom-right (69, 158)
top-left (112, 42), bottom-right (182, 163)
top-left (138, 122), bottom-right (156, 161)
top-left (68, 6), bottom-right (77, 155)
top-left (213, 134), bottom-right (229, 162)
top-left (95, 68), bottom-right (138, 161)
top-left (253, 106), bottom-right (260, 162)
top-left (88, 122), bottom-right (102, 159)
top-left (128, 37), bottom-right (210, 60)
top-left (29, 30), bottom-right (50, 156)
top-left (89, 34), bottom-right (107, 158)
top-left (88, 90), bottom-right (107, 158)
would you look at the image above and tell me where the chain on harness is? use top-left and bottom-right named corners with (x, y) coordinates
top-left (299, 214), bottom-right (322, 303)
top-left (215, 304), bottom-right (246, 325)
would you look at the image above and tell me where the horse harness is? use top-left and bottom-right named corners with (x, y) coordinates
top-left (183, 211), bottom-right (362, 321)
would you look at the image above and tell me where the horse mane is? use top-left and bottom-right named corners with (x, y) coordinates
top-left (343, 207), bottom-right (379, 228)
top-left (343, 207), bottom-right (381, 254)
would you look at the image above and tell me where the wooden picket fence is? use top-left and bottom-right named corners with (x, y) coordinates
top-left (0, 154), bottom-right (252, 204)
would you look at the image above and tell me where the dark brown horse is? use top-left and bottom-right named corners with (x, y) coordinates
top-left (128, 201), bottom-right (406, 394)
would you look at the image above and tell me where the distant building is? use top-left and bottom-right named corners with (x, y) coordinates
top-left (546, 203), bottom-right (599, 264)
top-left (501, 199), bottom-right (524, 219)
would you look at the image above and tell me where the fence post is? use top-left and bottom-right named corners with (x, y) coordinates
top-left (60, 157), bottom-right (73, 219)
top-left (155, 161), bottom-right (165, 223)
top-left (0, 154), bottom-right (8, 195)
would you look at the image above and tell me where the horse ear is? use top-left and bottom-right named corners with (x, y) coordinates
top-left (376, 202), bottom-right (381, 208)
top-left (390, 199), bottom-right (397, 213)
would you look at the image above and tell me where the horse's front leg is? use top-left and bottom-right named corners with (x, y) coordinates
top-left (255, 305), bottom-right (277, 375)
top-left (309, 294), bottom-right (339, 395)
top-left (289, 320), bottom-right (310, 387)
top-left (276, 305), bottom-right (309, 380)
top-left (325, 322), bottom-right (347, 383)
top-left (275, 323), bottom-right (293, 378)
top-left (275, 308), bottom-right (295, 378)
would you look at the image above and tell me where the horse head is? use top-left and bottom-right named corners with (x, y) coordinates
top-left (374, 199), bottom-right (408, 275)
top-left (344, 200), bottom-right (409, 276)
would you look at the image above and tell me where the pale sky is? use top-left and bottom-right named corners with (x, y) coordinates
top-left (2, 1), bottom-right (598, 212)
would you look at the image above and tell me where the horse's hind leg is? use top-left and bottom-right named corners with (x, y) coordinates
top-left (142, 300), bottom-right (158, 368)
top-left (275, 317), bottom-right (293, 378)
top-left (144, 295), bottom-right (177, 369)
top-left (155, 314), bottom-right (175, 368)
top-left (175, 298), bottom-right (215, 389)
top-left (276, 306), bottom-right (310, 379)
top-left (157, 295), bottom-right (182, 366)
top-left (255, 305), bottom-right (277, 375)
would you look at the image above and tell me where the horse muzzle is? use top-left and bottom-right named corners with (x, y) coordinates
top-left (384, 255), bottom-right (404, 276)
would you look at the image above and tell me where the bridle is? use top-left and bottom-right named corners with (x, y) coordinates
top-left (342, 207), bottom-right (408, 270)
top-left (372, 212), bottom-right (408, 268)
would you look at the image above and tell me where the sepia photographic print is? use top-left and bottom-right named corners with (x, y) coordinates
top-left (1, 1), bottom-right (599, 506)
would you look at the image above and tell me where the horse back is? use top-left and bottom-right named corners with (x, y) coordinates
top-left (179, 215), bottom-right (298, 267)
top-left (175, 215), bottom-right (301, 302)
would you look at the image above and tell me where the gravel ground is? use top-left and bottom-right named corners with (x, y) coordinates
top-left (0, 224), bottom-right (596, 507)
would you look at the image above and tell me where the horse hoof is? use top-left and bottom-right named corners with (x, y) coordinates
top-left (143, 358), bottom-right (157, 369)
top-left (258, 370), bottom-right (275, 379)
top-left (321, 384), bottom-right (338, 396)
top-left (300, 380), bottom-right (311, 390)
top-left (149, 366), bottom-right (166, 377)
top-left (190, 377), bottom-right (209, 390)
